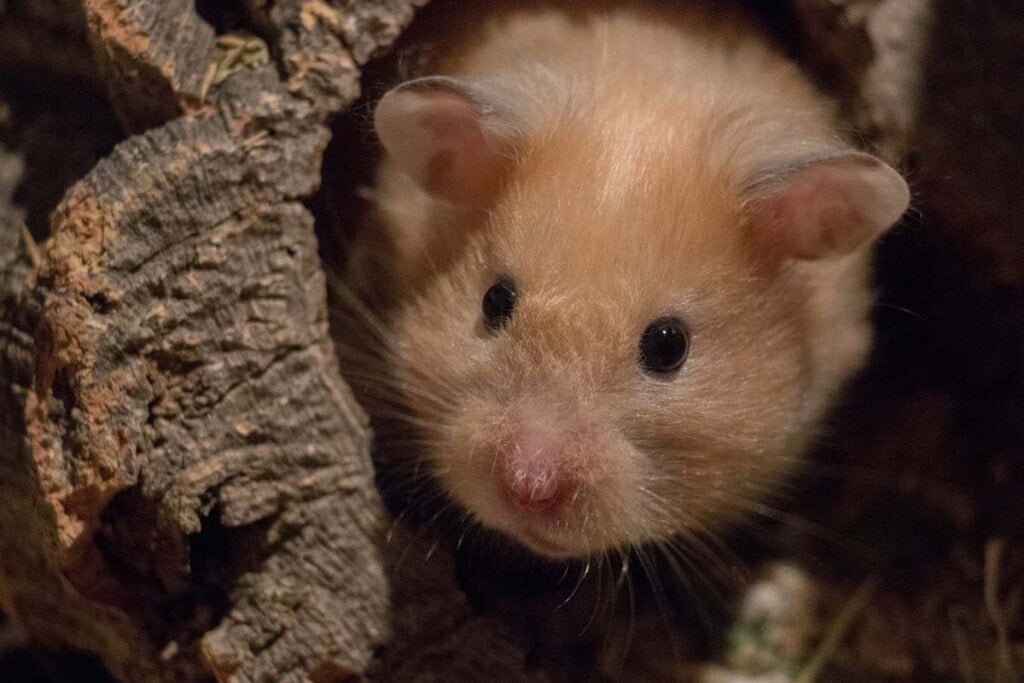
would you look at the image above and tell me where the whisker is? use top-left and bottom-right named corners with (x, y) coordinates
top-left (581, 552), bottom-right (607, 636)
top-left (719, 494), bottom-right (867, 554)
top-left (633, 545), bottom-right (683, 663)
top-left (873, 301), bottom-right (925, 321)
top-left (653, 539), bottom-right (721, 632)
top-left (559, 555), bottom-right (592, 609)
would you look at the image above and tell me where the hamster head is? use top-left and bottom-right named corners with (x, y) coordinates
top-left (370, 76), bottom-right (909, 559)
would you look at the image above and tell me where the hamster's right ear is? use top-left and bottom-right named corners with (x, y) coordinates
top-left (744, 151), bottom-right (910, 262)
top-left (374, 77), bottom-right (513, 207)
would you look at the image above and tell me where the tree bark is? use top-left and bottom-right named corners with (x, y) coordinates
top-left (2, 1), bottom-right (421, 680)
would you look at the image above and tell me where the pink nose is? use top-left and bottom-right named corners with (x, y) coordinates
top-left (500, 425), bottom-right (571, 515)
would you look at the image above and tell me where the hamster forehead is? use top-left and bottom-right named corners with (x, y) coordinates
top-left (483, 118), bottom-right (751, 318)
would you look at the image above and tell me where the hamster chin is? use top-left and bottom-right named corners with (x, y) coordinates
top-left (436, 395), bottom-right (659, 559)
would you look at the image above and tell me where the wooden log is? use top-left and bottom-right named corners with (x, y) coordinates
top-left (1, 149), bottom-right (165, 681)
top-left (82, 0), bottom-right (217, 132)
top-left (0, 0), bottom-right (547, 677)
top-left (1, 1), bottom-right (423, 680)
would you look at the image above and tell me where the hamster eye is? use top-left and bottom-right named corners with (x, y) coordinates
top-left (639, 317), bottom-right (689, 374)
top-left (483, 279), bottom-right (517, 329)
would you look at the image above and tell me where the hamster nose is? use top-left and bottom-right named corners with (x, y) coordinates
top-left (500, 428), bottom-right (571, 515)
top-left (501, 459), bottom-right (566, 513)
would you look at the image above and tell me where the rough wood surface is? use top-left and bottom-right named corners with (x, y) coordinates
top-left (82, 0), bottom-right (217, 132)
top-left (791, 0), bottom-right (934, 162)
top-left (2, 142), bottom-right (167, 683)
top-left (1, 0), bottom-right (429, 680)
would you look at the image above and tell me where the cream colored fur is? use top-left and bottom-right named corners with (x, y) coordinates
top-left (359, 2), bottom-right (903, 557)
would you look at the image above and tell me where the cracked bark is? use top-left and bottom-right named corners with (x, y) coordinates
top-left (0, 1), bottom-right (420, 681)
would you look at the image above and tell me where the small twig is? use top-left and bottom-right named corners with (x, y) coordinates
top-left (984, 538), bottom-right (1018, 681)
top-left (949, 605), bottom-right (977, 683)
top-left (198, 62), bottom-right (219, 105)
top-left (795, 572), bottom-right (881, 683)
top-left (200, 42), bottom-right (243, 105)
top-left (199, 33), bottom-right (269, 104)
top-left (20, 223), bottom-right (41, 269)
top-left (243, 130), bottom-right (271, 149)
top-left (300, 0), bottom-right (342, 31)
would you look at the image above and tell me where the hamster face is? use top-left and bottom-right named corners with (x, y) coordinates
top-left (386, 124), bottom-right (849, 559)
top-left (364, 7), bottom-right (908, 559)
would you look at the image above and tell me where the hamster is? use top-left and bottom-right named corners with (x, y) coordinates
top-left (350, 1), bottom-right (910, 560)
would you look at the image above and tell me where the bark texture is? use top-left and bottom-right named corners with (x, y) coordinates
top-left (1, 0), bottom-right (425, 681)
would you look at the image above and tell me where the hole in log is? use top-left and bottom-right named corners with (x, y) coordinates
top-left (195, 0), bottom-right (249, 35)
top-left (89, 488), bottom-right (276, 677)
top-left (309, 1), bottom-right (1024, 679)
top-left (0, 75), bottom-right (121, 241)
top-left (0, 644), bottom-right (118, 683)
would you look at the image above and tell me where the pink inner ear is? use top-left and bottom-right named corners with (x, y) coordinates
top-left (374, 84), bottom-right (508, 206)
top-left (759, 154), bottom-right (910, 261)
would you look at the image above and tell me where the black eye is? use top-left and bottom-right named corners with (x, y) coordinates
top-left (639, 317), bottom-right (689, 374)
top-left (483, 279), bottom-right (517, 329)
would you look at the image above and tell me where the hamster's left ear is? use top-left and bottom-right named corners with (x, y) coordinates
top-left (746, 152), bottom-right (910, 261)
top-left (374, 76), bottom-right (513, 207)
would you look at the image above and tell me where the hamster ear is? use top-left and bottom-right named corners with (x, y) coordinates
top-left (748, 152), bottom-right (910, 260)
top-left (374, 76), bottom-right (511, 207)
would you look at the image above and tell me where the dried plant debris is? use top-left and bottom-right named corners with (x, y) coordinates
top-left (698, 542), bottom-right (1023, 681)
top-left (200, 33), bottom-right (271, 103)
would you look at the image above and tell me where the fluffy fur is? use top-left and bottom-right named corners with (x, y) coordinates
top-left (355, 2), bottom-right (908, 558)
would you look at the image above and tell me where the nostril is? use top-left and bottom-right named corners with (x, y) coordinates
top-left (500, 445), bottom-right (569, 515)
top-left (506, 465), bottom-right (562, 507)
